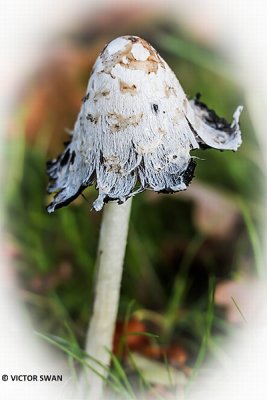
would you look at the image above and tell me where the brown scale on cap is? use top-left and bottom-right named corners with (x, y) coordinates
top-left (119, 80), bottom-right (138, 94)
top-left (107, 112), bottom-right (144, 133)
top-left (101, 36), bottom-right (164, 75)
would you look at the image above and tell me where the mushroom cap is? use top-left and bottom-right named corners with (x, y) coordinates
top-left (47, 35), bottom-right (242, 212)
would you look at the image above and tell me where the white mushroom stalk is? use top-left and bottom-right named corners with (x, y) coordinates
top-left (46, 35), bottom-right (242, 399)
top-left (78, 199), bottom-right (132, 399)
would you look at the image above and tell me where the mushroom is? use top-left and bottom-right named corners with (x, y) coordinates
top-left (46, 35), bottom-right (242, 399)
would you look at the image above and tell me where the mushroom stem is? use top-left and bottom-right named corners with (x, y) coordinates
top-left (79, 198), bottom-right (133, 399)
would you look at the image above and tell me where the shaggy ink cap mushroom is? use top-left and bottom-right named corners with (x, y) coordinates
top-left (47, 35), bottom-right (242, 212)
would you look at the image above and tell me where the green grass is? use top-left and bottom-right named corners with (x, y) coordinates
top-left (187, 275), bottom-right (215, 384)
top-left (237, 198), bottom-right (264, 279)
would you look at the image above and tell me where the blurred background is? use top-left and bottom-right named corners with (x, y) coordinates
top-left (2, 3), bottom-right (265, 399)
